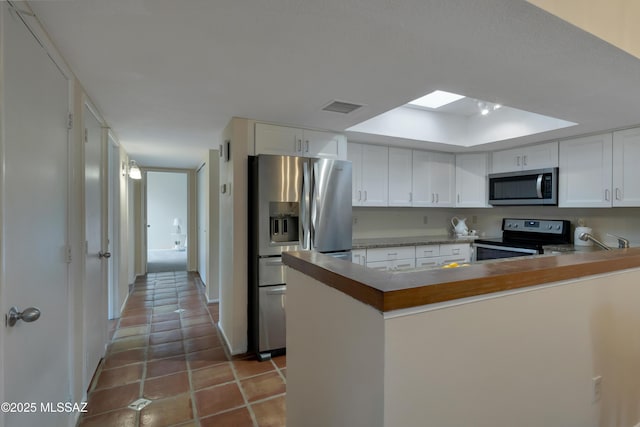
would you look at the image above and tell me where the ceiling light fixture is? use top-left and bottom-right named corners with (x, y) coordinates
top-left (129, 160), bottom-right (142, 180)
top-left (408, 90), bottom-right (466, 109)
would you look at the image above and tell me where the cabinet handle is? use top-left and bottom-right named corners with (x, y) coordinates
top-left (297, 139), bottom-right (302, 152)
top-left (387, 252), bottom-right (398, 256)
top-left (616, 188), bottom-right (622, 201)
top-left (364, 190), bottom-right (368, 202)
top-left (516, 156), bottom-right (521, 167)
top-left (305, 140), bottom-right (309, 152)
top-left (457, 193), bottom-right (460, 203)
top-left (523, 155), bottom-right (528, 166)
top-left (431, 193), bottom-right (435, 203)
top-left (605, 189), bottom-right (610, 201)
top-left (358, 190), bottom-right (362, 201)
top-left (409, 192), bottom-right (413, 202)
top-left (436, 193), bottom-right (439, 203)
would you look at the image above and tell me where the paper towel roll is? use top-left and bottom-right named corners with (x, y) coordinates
top-left (574, 226), bottom-right (593, 246)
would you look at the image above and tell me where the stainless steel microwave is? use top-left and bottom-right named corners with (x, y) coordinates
top-left (488, 167), bottom-right (558, 206)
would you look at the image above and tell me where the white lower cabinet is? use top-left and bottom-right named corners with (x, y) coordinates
top-left (360, 243), bottom-right (471, 271)
top-left (366, 246), bottom-right (415, 271)
top-left (352, 249), bottom-right (367, 266)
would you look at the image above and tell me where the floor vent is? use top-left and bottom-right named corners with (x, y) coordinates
top-left (128, 398), bottom-right (152, 411)
top-left (322, 100), bottom-right (363, 114)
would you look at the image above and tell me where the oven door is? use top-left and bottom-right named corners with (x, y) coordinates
top-left (474, 243), bottom-right (539, 261)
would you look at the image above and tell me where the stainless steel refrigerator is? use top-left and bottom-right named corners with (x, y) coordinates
top-left (248, 154), bottom-right (352, 359)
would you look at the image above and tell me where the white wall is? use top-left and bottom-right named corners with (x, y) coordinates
top-left (287, 263), bottom-right (640, 427)
top-left (384, 269), bottom-right (640, 427)
top-left (287, 269), bottom-right (385, 427)
top-left (218, 117), bottom-right (253, 354)
top-left (146, 171), bottom-right (188, 250)
top-left (353, 206), bottom-right (640, 247)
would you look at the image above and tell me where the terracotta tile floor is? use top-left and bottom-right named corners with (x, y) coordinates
top-left (78, 271), bottom-right (286, 427)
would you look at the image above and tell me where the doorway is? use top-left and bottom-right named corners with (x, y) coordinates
top-left (146, 171), bottom-right (189, 273)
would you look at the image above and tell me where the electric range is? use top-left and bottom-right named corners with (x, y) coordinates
top-left (474, 218), bottom-right (571, 261)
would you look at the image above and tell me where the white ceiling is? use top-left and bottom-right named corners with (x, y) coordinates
top-left (27, 0), bottom-right (640, 168)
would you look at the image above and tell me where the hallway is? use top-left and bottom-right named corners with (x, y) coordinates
top-left (78, 272), bottom-right (286, 427)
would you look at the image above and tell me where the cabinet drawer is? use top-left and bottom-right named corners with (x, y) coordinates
top-left (366, 246), bottom-right (415, 263)
top-left (439, 243), bottom-right (469, 257)
top-left (366, 260), bottom-right (389, 271)
top-left (416, 257), bottom-right (440, 269)
top-left (415, 245), bottom-right (440, 258)
top-left (392, 258), bottom-right (415, 271)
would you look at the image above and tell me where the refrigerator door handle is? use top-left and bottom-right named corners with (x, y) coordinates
top-left (310, 161), bottom-right (317, 250)
top-left (301, 161), bottom-right (310, 250)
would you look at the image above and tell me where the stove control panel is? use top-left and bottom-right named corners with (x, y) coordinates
top-left (502, 218), bottom-right (568, 235)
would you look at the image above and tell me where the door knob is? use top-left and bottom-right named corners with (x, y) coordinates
top-left (6, 306), bottom-right (41, 327)
top-left (99, 251), bottom-right (111, 259)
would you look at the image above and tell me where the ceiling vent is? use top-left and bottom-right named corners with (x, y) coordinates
top-left (321, 100), bottom-right (364, 114)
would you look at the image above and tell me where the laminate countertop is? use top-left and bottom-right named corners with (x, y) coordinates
top-left (282, 247), bottom-right (640, 312)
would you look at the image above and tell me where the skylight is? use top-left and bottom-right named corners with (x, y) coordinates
top-left (408, 90), bottom-right (466, 109)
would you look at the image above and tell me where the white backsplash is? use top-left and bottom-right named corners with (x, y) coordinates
top-left (353, 206), bottom-right (640, 247)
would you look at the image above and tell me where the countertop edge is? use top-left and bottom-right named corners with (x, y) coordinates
top-left (282, 248), bottom-right (640, 312)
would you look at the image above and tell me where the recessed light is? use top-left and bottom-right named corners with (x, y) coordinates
top-left (408, 90), bottom-right (466, 109)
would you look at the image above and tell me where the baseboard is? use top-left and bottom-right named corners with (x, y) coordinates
top-left (206, 297), bottom-right (220, 304)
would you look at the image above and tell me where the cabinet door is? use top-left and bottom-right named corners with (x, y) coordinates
top-left (411, 150), bottom-right (433, 206)
top-left (491, 147), bottom-right (522, 173)
top-left (388, 147), bottom-right (413, 207)
top-left (255, 123), bottom-right (301, 156)
top-left (415, 244), bottom-right (440, 258)
top-left (347, 143), bottom-right (363, 206)
top-left (303, 129), bottom-right (345, 160)
top-left (521, 141), bottom-right (558, 170)
top-left (416, 257), bottom-right (440, 269)
top-left (366, 260), bottom-right (390, 271)
top-left (351, 249), bottom-right (367, 266)
top-left (391, 258), bottom-right (416, 271)
top-left (361, 145), bottom-right (388, 206)
top-left (559, 134), bottom-right (612, 207)
top-left (430, 152), bottom-right (455, 206)
top-left (455, 153), bottom-right (489, 207)
top-left (613, 128), bottom-right (640, 207)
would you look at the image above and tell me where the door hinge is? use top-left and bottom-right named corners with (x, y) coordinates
top-left (84, 128), bottom-right (88, 143)
top-left (67, 113), bottom-right (73, 129)
top-left (65, 245), bottom-right (72, 263)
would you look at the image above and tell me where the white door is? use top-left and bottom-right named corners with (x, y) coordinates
top-left (83, 104), bottom-right (108, 390)
top-left (1, 5), bottom-right (72, 426)
top-left (197, 163), bottom-right (208, 285)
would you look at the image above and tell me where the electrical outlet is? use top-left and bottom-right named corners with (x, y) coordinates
top-left (592, 376), bottom-right (602, 402)
top-left (423, 216), bottom-right (428, 225)
top-left (353, 216), bottom-right (358, 225)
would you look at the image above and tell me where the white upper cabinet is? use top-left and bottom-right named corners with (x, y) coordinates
top-left (559, 133), bottom-right (613, 208)
top-left (412, 151), bottom-right (455, 207)
top-left (388, 148), bottom-right (413, 207)
top-left (301, 129), bottom-right (346, 159)
top-left (612, 128), bottom-right (640, 206)
top-left (349, 143), bottom-right (388, 207)
top-left (255, 123), bottom-right (300, 156)
top-left (255, 123), bottom-right (346, 159)
top-left (455, 153), bottom-right (490, 207)
top-left (491, 141), bottom-right (558, 173)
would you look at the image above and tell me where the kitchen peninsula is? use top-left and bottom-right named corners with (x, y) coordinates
top-left (283, 249), bottom-right (640, 427)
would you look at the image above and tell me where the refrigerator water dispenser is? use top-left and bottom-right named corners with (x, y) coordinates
top-left (269, 202), bottom-right (299, 243)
